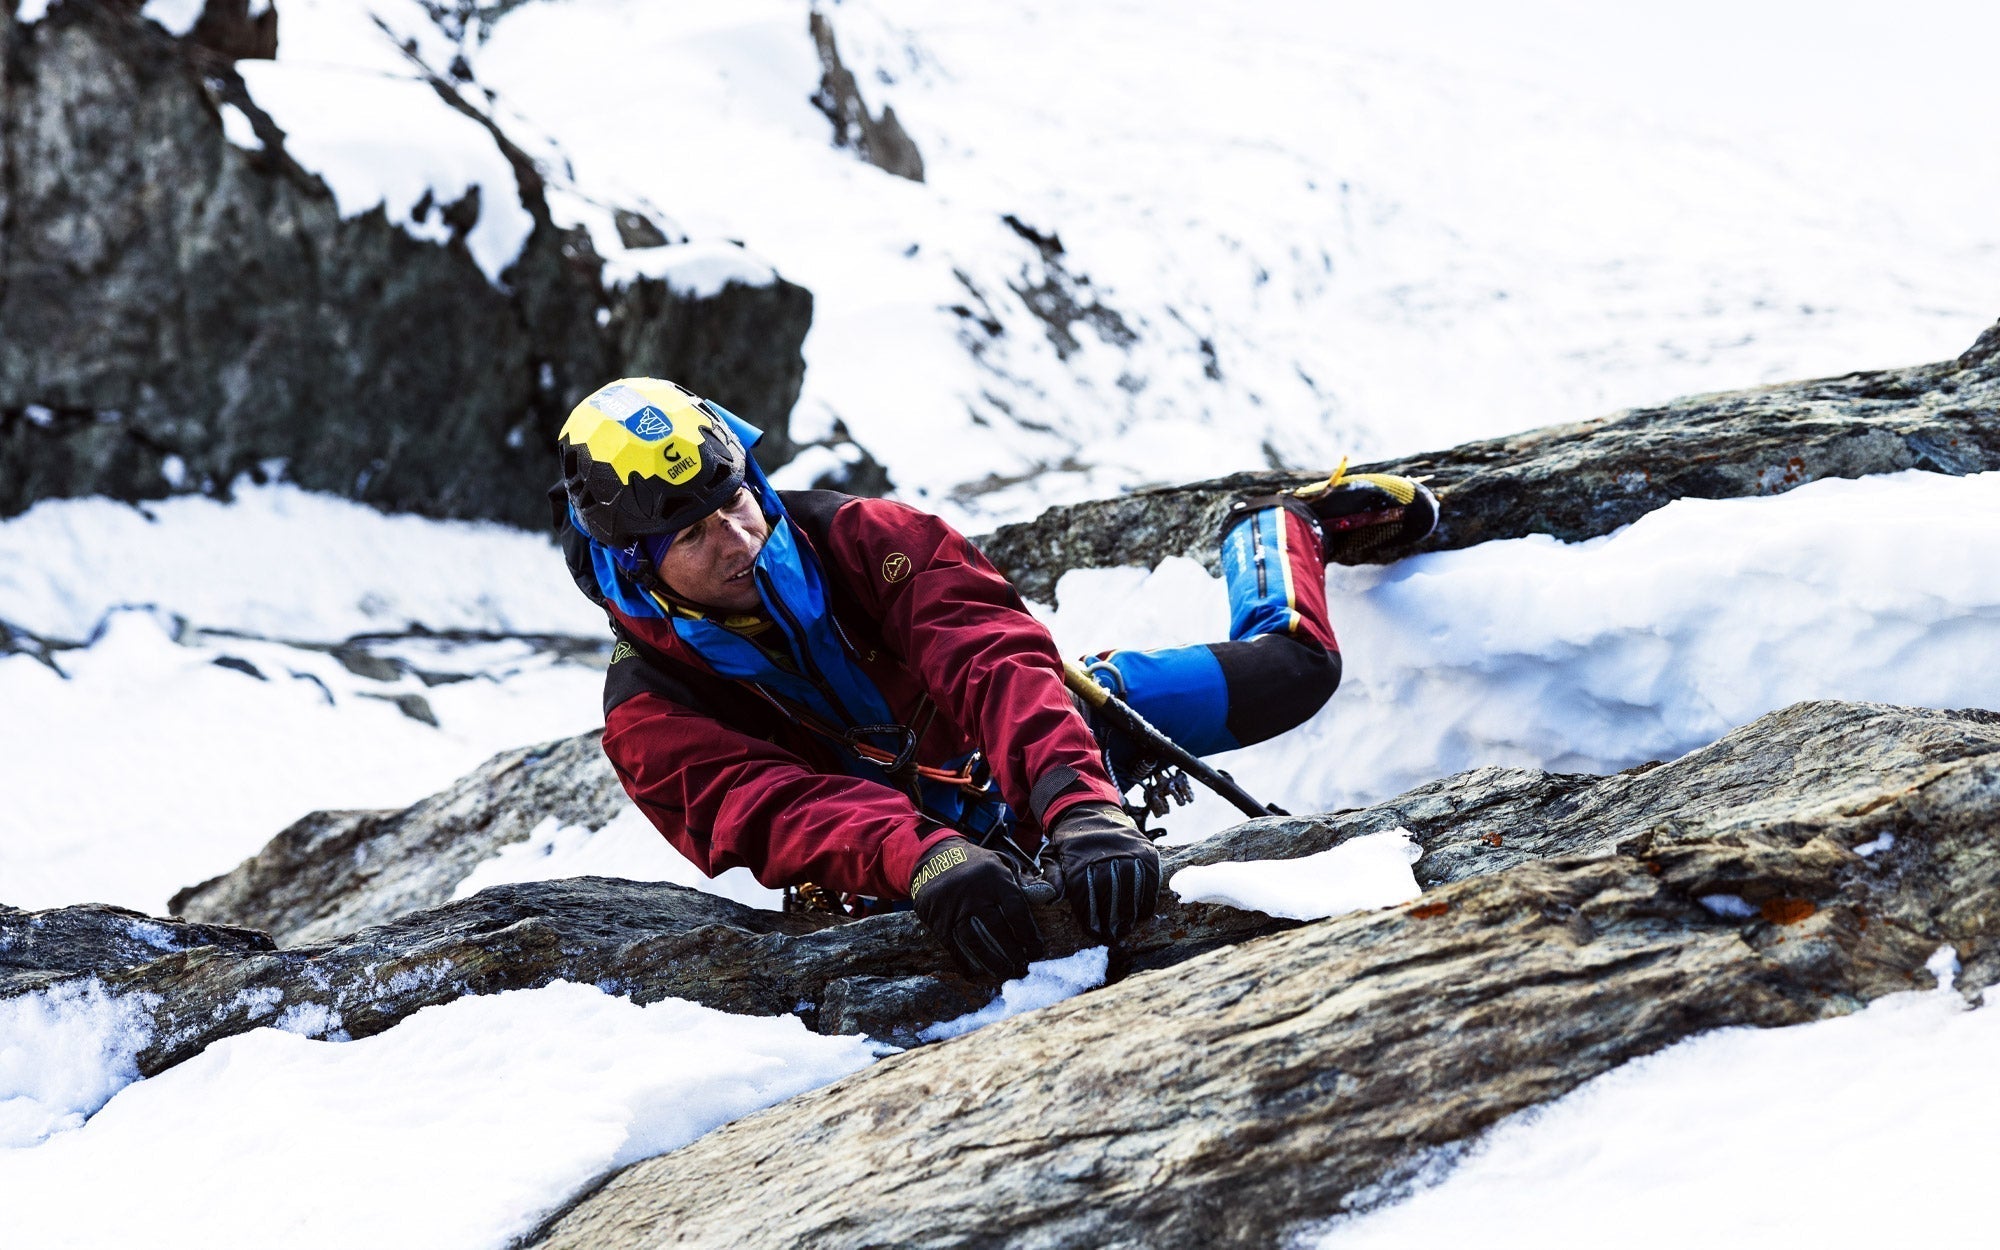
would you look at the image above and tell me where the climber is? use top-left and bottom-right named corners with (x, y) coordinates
top-left (552, 377), bottom-right (1438, 981)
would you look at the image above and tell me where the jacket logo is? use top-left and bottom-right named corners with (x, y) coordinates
top-left (610, 641), bottom-right (636, 665)
top-left (882, 552), bottom-right (911, 584)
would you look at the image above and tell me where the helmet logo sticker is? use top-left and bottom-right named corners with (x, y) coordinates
top-left (622, 407), bottom-right (673, 441)
top-left (882, 552), bottom-right (912, 583)
top-left (661, 440), bottom-right (702, 484)
top-left (586, 382), bottom-right (652, 422)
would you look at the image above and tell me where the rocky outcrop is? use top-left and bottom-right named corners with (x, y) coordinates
top-left (809, 10), bottom-right (924, 183)
top-left (13, 854), bottom-right (1294, 1071)
top-left (0, 1), bottom-right (811, 526)
top-left (529, 699), bottom-right (2000, 1248)
top-left (169, 730), bottom-right (627, 947)
top-left (11, 699), bottom-right (1992, 1078)
top-left (7, 700), bottom-right (1997, 1244)
top-left (979, 318), bottom-right (2000, 602)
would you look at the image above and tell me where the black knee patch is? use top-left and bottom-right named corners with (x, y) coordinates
top-left (1220, 493), bottom-right (1325, 548)
top-left (1210, 634), bottom-right (1341, 748)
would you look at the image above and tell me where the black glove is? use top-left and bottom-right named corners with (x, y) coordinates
top-left (1047, 802), bottom-right (1160, 943)
top-left (908, 836), bottom-right (1047, 981)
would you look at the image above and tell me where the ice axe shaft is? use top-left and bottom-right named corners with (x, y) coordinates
top-left (1063, 659), bottom-right (1287, 819)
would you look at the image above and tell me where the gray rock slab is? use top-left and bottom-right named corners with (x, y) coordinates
top-left (169, 731), bottom-right (628, 947)
top-left (12, 700), bottom-right (1989, 1087)
top-left (978, 319), bottom-right (2000, 602)
top-left (527, 702), bottom-right (2000, 1249)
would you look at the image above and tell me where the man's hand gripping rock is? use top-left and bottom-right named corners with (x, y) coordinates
top-left (1046, 802), bottom-right (1161, 943)
top-left (909, 837), bottom-right (1048, 981)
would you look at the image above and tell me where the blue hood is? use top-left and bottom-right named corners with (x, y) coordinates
top-left (573, 406), bottom-right (897, 736)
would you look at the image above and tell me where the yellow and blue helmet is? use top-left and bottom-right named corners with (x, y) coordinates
top-left (557, 377), bottom-right (749, 549)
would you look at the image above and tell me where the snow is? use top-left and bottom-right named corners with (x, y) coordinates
top-left (1042, 470), bottom-right (2000, 842)
top-left (0, 608), bottom-right (603, 913)
top-left (435, 0), bottom-right (1999, 528)
top-left (0, 482), bottom-right (683, 915)
top-left (0, 983), bottom-right (881, 1250)
top-left (452, 809), bottom-right (783, 911)
top-left (0, 981), bottom-right (157, 1150)
top-left (1308, 961), bottom-right (1999, 1248)
top-left (216, 102), bottom-right (262, 152)
top-left (1854, 831), bottom-right (1897, 858)
top-left (139, 0), bottom-right (205, 36)
top-left (0, 482), bottom-right (602, 643)
top-left (767, 443), bottom-right (853, 490)
top-left (233, 0), bottom-right (534, 283)
top-left (1695, 894), bottom-right (1761, 921)
top-left (608, 238), bottom-right (780, 297)
top-left (1169, 830), bottom-right (1424, 921)
top-left (917, 947), bottom-right (1109, 1042)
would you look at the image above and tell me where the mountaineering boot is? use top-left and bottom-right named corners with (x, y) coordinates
top-left (1288, 457), bottom-right (1439, 563)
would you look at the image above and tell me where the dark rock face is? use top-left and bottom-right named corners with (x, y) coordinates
top-left (809, 11), bottom-right (924, 183)
top-left (170, 731), bottom-right (628, 947)
top-left (0, 2), bottom-right (810, 526)
top-left (0, 902), bottom-right (274, 985)
top-left (605, 273), bottom-right (813, 471)
top-left (979, 318), bottom-right (2000, 602)
top-left (530, 700), bottom-right (2000, 1249)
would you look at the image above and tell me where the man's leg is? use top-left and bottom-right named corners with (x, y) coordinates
top-left (1081, 496), bottom-right (1340, 771)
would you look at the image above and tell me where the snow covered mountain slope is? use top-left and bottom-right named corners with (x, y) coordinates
top-left (30, 0), bottom-right (1987, 530)
top-left (0, 485), bottom-right (608, 912)
top-left (420, 0), bottom-right (2000, 524)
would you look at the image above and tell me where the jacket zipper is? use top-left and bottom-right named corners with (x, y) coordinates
top-left (1251, 512), bottom-right (1268, 597)
top-left (757, 566), bottom-right (860, 726)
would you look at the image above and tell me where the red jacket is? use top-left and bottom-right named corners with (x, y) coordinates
top-left (574, 491), bottom-right (1122, 899)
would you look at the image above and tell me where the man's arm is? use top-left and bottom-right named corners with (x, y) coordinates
top-left (827, 498), bottom-right (1124, 831)
top-left (603, 685), bottom-right (952, 900)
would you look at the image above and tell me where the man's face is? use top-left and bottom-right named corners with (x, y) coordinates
top-left (653, 487), bottom-right (772, 614)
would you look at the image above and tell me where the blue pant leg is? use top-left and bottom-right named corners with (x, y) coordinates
top-left (1088, 501), bottom-right (1334, 766)
top-left (1220, 500), bottom-right (1308, 642)
top-left (1087, 644), bottom-right (1239, 764)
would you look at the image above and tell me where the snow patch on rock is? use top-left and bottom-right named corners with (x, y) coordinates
top-left (1308, 978), bottom-right (2000, 1247)
top-left (139, 0), bottom-right (205, 36)
top-left (233, 0), bottom-right (533, 283)
top-left (452, 810), bottom-right (782, 911)
top-left (0, 980), bottom-right (157, 1149)
top-left (918, 947), bottom-right (1110, 1042)
top-left (1170, 830), bottom-right (1425, 921)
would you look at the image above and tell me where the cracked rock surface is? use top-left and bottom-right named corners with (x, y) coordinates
top-left (170, 731), bottom-right (628, 947)
top-left (10, 699), bottom-right (1999, 1246)
top-left (979, 318), bottom-right (2000, 602)
top-left (525, 700), bottom-right (2000, 1249)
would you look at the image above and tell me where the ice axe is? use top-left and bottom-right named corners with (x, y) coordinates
top-left (1062, 659), bottom-right (1288, 820)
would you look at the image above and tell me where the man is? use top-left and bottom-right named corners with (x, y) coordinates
top-left (553, 378), bottom-right (1437, 980)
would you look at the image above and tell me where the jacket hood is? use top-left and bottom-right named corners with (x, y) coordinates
top-left (559, 406), bottom-right (901, 739)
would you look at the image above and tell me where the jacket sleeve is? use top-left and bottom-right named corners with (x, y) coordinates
top-left (829, 499), bottom-right (1123, 831)
top-left (604, 688), bottom-right (954, 900)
